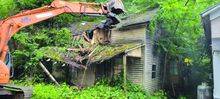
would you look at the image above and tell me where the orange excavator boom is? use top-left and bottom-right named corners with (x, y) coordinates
top-left (0, 0), bottom-right (124, 84)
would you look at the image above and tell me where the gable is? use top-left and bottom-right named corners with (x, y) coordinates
top-left (211, 16), bottom-right (220, 38)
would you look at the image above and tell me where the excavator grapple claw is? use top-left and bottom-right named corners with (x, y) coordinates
top-left (107, 0), bottom-right (125, 15)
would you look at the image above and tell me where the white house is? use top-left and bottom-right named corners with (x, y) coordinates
top-left (201, 3), bottom-right (220, 99)
top-left (111, 8), bottom-right (160, 91)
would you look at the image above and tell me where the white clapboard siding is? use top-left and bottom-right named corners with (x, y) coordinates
top-left (211, 16), bottom-right (220, 38)
top-left (112, 28), bottom-right (146, 44)
top-left (127, 47), bottom-right (145, 86)
top-left (143, 29), bottom-right (160, 92)
top-left (112, 23), bottom-right (160, 92)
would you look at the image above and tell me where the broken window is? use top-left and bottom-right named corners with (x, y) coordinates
top-left (152, 65), bottom-right (156, 79)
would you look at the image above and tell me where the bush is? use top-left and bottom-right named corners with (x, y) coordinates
top-left (11, 28), bottom-right (72, 81)
top-left (32, 83), bottom-right (78, 99)
top-left (11, 79), bottom-right (167, 99)
top-left (31, 84), bottom-right (167, 99)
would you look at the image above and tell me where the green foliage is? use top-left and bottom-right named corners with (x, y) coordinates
top-left (32, 83), bottom-right (78, 99)
top-left (0, 0), bottom-right (17, 19)
top-left (151, 0), bottom-right (218, 64)
top-left (15, 0), bottom-right (52, 9)
top-left (95, 75), bottom-right (167, 99)
top-left (179, 96), bottom-right (187, 99)
top-left (11, 76), bottom-right (167, 99)
top-left (124, 0), bottom-right (158, 14)
top-left (149, 0), bottom-right (218, 96)
top-left (74, 85), bottom-right (126, 99)
top-left (151, 90), bottom-right (167, 99)
top-left (12, 28), bottom-right (72, 80)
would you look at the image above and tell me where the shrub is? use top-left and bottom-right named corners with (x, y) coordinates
top-left (11, 79), bottom-right (167, 99)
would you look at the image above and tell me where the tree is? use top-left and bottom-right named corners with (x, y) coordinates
top-left (0, 0), bottom-right (17, 19)
top-left (150, 0), bottom-right (218, 97)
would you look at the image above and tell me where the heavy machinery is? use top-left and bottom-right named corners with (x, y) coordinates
top-left (0, 0), bottom-right (124, 98)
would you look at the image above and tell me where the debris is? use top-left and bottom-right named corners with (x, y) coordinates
top-left (62, 64), bottom-right (66, 67)
top-left (80, 46), bottom-right (98, 88)
top-left (82, 33), bottom-right (91, 43)
top-left (46, 58), bottom-right (51, 62)
top-left (41, 43), bottom-right (138, 68)
top-left (39, 62), bottom-right (60, 86)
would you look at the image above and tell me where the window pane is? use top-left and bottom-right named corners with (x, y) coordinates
top-left (152, 65), bottom-right (156, 71)
top-left (152, 72), bottom-right (156, 79)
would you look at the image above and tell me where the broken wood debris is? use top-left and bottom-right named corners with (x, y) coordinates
top-left (39, 26), bottom-right (140, 72)
top-left (39, 62), bottom-right (60, 86)
top-left (41, 43), bottom-right (138, 70)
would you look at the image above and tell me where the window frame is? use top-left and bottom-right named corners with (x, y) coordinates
top-left (151, 64), bottom-right (156, 79)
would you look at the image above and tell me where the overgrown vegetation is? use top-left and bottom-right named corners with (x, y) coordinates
top-left (148, 0), bottom-right (219, 97)
top-left (11, 76), bottom-right (167, 99)
top-left (11, 28), bottom-right (72, 81)
top-left (1, 0), bottom-right (219, 98)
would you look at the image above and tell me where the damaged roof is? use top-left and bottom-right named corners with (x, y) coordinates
top-left (41, 43), bottom-right (143, 68)
top-left (69, 8), bottom-right (159, 33)
top-left (90, 43), bottom-right (144, 64)
top-left (116, 8), bottom-right (159, 30)
top-left (69, 22), bottom-right (98, 35)
top-left (41, 8), bottom-right (156, 67)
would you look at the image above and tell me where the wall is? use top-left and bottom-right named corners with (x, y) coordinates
top-left (71, 66), bottom-right (96, 87)
top-left (111, 27), bottom-right (146, 44)
top-left (70, 60), bottom-right (114, 87)
top-left (143, 27), bottom-right (160, 92)
top-left (210, 7), bottom-right (220, 38)
top-left (212, 38), bottom-right (220, 98)
top-left (112, 25), bottom-right (160, 92)
top-left (127, 47), bottom-right (145, 86)
top-left (211, 16), bottom-right (220, 38)
top-left (210, 10), bottom-right (220, 98)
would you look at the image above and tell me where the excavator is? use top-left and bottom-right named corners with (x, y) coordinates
top-left (0, 0), bottom-right (124, 98)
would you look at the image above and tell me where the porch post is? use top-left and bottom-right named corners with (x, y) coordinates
top-left (123, 54), bottom-right (127, 97)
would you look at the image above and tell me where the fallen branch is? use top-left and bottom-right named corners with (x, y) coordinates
top-left (64, 59), bottom-right (87, 69)
top-left (39, 62), bottom-right (60, 86)
top-left (82, 33), bottom-right (91, 43)
top-left (79, 46), bottom-right (98, 88)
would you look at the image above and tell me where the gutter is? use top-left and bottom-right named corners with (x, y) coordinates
top-left (201, 3), bottom-right (220, 17)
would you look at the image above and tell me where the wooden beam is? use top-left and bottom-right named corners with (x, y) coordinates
top-left (39, 62), bottom-right (60, 86)
top-left (123, 54), bottom-right (127, 97)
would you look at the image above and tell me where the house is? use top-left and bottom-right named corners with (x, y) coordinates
top-left (43, 8), bottom-right (160, 92)
top-left (201, 3), bottom-right (220, 99)
top-left (111, 8), bottom-right (160, 92)
top-left (69, 44), bottom-right (143, 87)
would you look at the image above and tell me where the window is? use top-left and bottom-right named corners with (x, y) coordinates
top-left (152, 65), bottom-right (156, 79)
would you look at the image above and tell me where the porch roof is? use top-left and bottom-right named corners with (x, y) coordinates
top-left (90, 43), bottom-right (144, 64)
top-left (41, 43), bottom-right (144, 68)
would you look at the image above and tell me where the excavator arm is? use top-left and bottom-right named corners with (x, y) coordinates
top-left (0, 0), bottom-right (124, 84)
